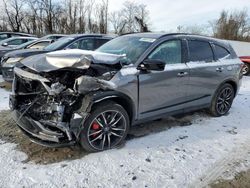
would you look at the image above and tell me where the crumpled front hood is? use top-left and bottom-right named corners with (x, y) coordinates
top-left (20, 49), bottom-right (125, 72)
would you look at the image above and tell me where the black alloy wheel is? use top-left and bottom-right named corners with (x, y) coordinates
top-left (80, 101), bottom-right (129, 152)
top-left (210, 83), bottom-right (235, 117)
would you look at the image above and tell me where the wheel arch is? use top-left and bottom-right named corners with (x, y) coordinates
top-left (215, 79), bottom-right (238, 98)
top-left (224, 80), bottom-right (238, 97)
top-left (92, 91), bottom-right (136, 124)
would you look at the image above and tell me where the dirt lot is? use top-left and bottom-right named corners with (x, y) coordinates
top-left (0, 110), bottom-right (88, 164)
top-left (0, 109), bottom-right (193, 164)
top-left (210, 170), bottom-right (250, 188)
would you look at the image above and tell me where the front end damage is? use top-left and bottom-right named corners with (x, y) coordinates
top-left (10, 50), bottom-right (123, 147)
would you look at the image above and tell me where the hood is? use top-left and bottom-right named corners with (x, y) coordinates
top-left (0, 46), bottom-right (11, 50)
top-left (20, 49), bottom-right (125, 72)
top-left (0, 48), bottom-right (14, 58)
top-left (4, 49), bottom-right (49, 58)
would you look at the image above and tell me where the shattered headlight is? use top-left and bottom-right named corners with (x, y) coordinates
top-left (4, 57), bottom-right (24, 66)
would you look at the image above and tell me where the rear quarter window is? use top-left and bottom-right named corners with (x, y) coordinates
top-left (188, 40), bottom-right (214, 62)
top-left (214, 44), bottom-right (231, 60)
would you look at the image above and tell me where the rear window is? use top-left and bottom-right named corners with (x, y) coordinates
top-left (188, 40), bottom-right (214, 62)
top-left (214, 44), bottom-right (231, 60)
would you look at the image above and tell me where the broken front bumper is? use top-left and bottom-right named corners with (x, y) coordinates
top-left (12, 110), bottom-right (76, 147)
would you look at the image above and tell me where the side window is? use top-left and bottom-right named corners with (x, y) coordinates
top-left (68, 39), bottom-right (95, 50)
top-left (188, 40), bottom-right (214, 62)
top-left (148, 40), bottom-right (182, 64)
top-left (214, 44), bottom-right (231, 60)
top-left (95, 39), bottom-right (109, 49)
top-left (28, 41), bottom-right (50, 49)
top-left (11, 34), bottom-right (21, 37)
top-left (0, 34), bottom-right (8, 40)
top-left (8, 39), bottom-right (24, 45)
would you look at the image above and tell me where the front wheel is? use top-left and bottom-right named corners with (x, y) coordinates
top-left (210, 83), bottom-right (235, 117)
top-left (79, 101), bottom-right (130, 152)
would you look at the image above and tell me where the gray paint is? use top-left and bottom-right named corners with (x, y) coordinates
top-left (11, 33), bottom-right (243, 146)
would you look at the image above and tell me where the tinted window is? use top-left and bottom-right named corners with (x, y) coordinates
top-left (11, 34), bottom-right (23, 37)
top-left (214, 44), bottom-right (231, 60)
top-left (148, 40), bottom-right (182, 64)
top-left (8, 39), bottom-right (26, 45)
top-left (95, 39), bottom-right (110, 49)
top-left (68, 38), bottom-right (95, 50)
top-left (44, 37), bottom-right (74, 51)
top-left (14, 40), bottom-right (35, 49)
top-left (0, 34), bottom-right (8, 40)
top-left (188, 40), bottom-right (214, 62)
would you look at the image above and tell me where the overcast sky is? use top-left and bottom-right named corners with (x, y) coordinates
top-left (109, 0), bottom-right (250, 32)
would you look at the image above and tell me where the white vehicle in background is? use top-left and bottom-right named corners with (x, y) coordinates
top-left (228, 40), bottom-right (250, 75)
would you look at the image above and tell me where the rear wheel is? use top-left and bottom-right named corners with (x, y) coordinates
top-left (210, 83), bottom-right (235, 117)
top-left (79, 101), bottom-right (130, 152)
top-left (242, 63), bottom-right (250, 75)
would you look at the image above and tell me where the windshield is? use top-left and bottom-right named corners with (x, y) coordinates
top-left (96, 36), bottom-right (155, 64)
top-left (14, 40), bottom-right (36, 49)
top-left (44, 37), bottom-right (74, 51)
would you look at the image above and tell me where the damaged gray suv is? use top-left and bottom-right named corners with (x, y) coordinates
top-left (10, 33), bottom-right (243, 152)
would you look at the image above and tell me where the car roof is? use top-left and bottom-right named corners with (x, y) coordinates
top-left (35, 39), bottom-right (53, 42)
top-left (40, 34), bottom-right (67, 38)
top-left (123, 32), bottom-right (230, 46)
top-left (0, 32), bottom-right (36, 37)
top-left (68, 33), bottom-right (116, 39)
top-left (5, 36), bottom-right (38, 40)
top-left (43, 34), bottom-right (67, 36)
top-left (0, 37), bottom-right (37, 43)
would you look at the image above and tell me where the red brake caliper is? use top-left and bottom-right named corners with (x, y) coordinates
top-left (91, 122), bottom-right (100, 137)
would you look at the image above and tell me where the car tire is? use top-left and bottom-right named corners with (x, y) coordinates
top-left (79, 101), bottom-right (130, 152)
top-left (209, 83), bottom-right (235, 117)
top-left (242, 63), bottom-right (250, 76)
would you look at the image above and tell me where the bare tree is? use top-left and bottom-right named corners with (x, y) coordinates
top-left (78, 0), bottom-right (87, 33)
top-left (109, 1), bottom-right (150, 34)
top-left (134, 4), bottom-right (150, 32)
top-left (3, 0), bottom-right (26, 32)
top-left (0, 0), bottom-right (150, 36)
top-left (109, 11), bottom-right (127, 34)
top-left (96, 0), bottom-right (108, 33)
top-left (211, 9), bottom-right (250, 41)
top-left (177, 24), bottom-right (208, 35)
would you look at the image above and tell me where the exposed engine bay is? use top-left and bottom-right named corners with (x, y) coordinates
top-left (10, 50), bottom-right (125, 146)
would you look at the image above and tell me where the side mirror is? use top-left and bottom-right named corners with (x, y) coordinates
top-left (138, 59), bottom-right (165, 71)
top-left (2, 42), bottom-right (8, 47)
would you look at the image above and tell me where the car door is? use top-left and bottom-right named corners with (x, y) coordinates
top-left (138, 39), bottom-right (190, 119)
top-left (184, 39), bottom-right (229, 110)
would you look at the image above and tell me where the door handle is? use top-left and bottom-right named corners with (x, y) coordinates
top-left (216, 67), bottom-right (224, 72)
top-left (177, 72), bottom-right (188, 77)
